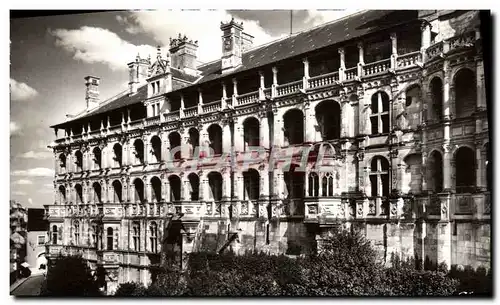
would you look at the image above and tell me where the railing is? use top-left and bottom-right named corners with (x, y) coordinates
top-left (164, 111), bottom-right (180, 122)
top-left (202, 100), bottom-right (222, 113)
top-left (308, 71), bottom-right (339, 88)
top-left (72, 134), bottom-right (83, 141)
top-left (396, 51), bottom-right (422, 69)
top-left (344, 67), bottom-right (357, 80)
top-left (262, 87), bottom-right (271, 99)
top-left (108, 124), bottom-right (122, 134)
top-left (276, 80), bottom-right (302, 97)
top-left (225, 97), bottom-right (233, 107)
top-left (184, 106), bottom-right (198, 118)
top-left (448, 31), bottom-right (475, 53)
top-left (102, 251), bottom-right (121, 264)
top-left (363, 58), bottom-right (390, 76)
top-left (236, 91), bottom-right (259, 106)
top-left (129, 119), bottom-right (144, 129)
top-left (145, 116), bottom-right (160, 126)
top-left (426, 41), bottom-right (443, 61)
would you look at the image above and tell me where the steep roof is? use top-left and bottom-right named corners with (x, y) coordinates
top-left (53, 10), bottom-right (419, 129)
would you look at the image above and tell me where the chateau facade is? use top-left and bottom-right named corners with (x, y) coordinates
top-left (45, 10), bottom-right (490, 293)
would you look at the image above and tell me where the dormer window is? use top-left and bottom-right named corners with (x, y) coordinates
top-left (151, 80), bottom-right (161, 95)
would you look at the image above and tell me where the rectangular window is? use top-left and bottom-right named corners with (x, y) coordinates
top-left (37, 235), bottom-right (46, 246)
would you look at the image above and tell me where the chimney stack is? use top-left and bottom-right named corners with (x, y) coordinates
top-left (169, 34), bottom-right (199, 76)
top-left (128, 54), bottom-right (150, 94)
top-left (220, 17), bottom-right (251, 73)
top-left (84, 76), bottom-right (100, 112)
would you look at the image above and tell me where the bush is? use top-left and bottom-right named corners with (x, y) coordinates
top-left (130, 227), bottom-right (465, 296)
top-left (449, 264), bottom-right (492, 295)
top-left (41, 255), bottom-right (101, 296)
top-left (114, 282), bottom-right (147, 297)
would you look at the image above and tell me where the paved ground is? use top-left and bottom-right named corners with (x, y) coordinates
top-left (10, 274), bottom-right (45, 296)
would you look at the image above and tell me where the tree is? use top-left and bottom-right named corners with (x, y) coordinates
top-left (41, 255), bottom-right (101, 296)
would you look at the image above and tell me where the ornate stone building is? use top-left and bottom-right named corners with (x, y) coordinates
top-left (45, 10), bottom-right (490, 293)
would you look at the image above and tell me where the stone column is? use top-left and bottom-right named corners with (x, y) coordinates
top-left (476, 142), bottom-right (484, 190)
top-left (181, 174), bottom-right (189, 201)
top-left (179, 94), bottom-right (185, 118)
top-left (304, 103), bottom-right (317, 143)
top-left (234, 120), bottom-right (244, 153)
top-left (232, 78), bottom-right (238, 97)
top-left (260, 166), bottom-right (270, 199)
top-left (221, 81), bottom-right (227, 108)
top-left (146, 182), bottom-right (152, 203)
top-left (222, 168), bottom-right (231, 200)
top-left (390, 32), bottom-right (398, 69)
top-left (258, 71), bottom-right (265, 100)
top-left (338, 48), bottom-right (345, 82)
top-left (161, 132), bottom-right (170, 163)
top-left (443, 62), bottom-right (452, 120)
top-left (222, 120), bottom-right (232, 154)
top-left (476, 59), bottom-right (486, 110)
top-left (234, 171), bottom-right (244, 200)
top-left (273, 108), bottom-right (284, 147)
top-left (271, 67), bottom-right (278, 98)
top-left (421, 22), bottom-right (431, 53)
top-left (357, 42), bottom-right (364, 77)
top-left (199, 171), bottom-right (207, 201)
top-left (198, 89), bottom-right (203, 114)
top-left (259, 112), bottom-right (270, 149)
top-left (340, 99), bottom-right (349, 138)
top-left (145, 139), bottom-right (151, 165)
top-left (302, 57), bottom-right (310, 90)
top-left (443, 143), bottom-right (453, 191)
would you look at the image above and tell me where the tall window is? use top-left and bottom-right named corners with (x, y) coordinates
top-left (308, 172), bottom-right (319, 196)
top-left (429, 77), bottom-right (443, 122)
top-left (74, 151), bottom-right (83, 172)
top-left (370, 92), bottom-right (390, 134)
top-left (322, 173), bottom-right (334, 197)
top-left (75, 184), bottom-right (83, 204)
top-left (369, 157), bottom-right (390, 197)
top-left (52, 225), bottom-right (58, 245)
top-left (455, 147), bottom-right (476, 193)
top-left (113, 143), bottom-right (122, 167)
top-left (58, 154), bottom-right (67, 174)
top-left (107, 227), bottom-right (114, 251)
top-left (243, 170), bottom-right (260, 200)
top-left (150, 222), bottom-right (158, 253)
top-left (74, 221), bottom-right (80, 245)
top-left (132, 222), bottom-right (140, 252)
top-left (92, 147), bottom-right (102, 169)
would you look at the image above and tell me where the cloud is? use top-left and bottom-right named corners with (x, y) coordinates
top-left (12, 179), bottom-right (33, 185)
top-left (49, 26), bottom-right (157, 70)
top-left (305, 9), bottom-right (361, 27)
top-left (28, 198), bottom-right (33, 205)
top-left (10, 121), bottom-right (22, 136)
top-left (18, 150), bottom-right (53, 160)
top-left (10, 78), bottom-right (38, 101)
top-left (117, 10), bottom-right (285, 63)
top-left (11, 167), bottom-right (55, 177)
top-left (11, 190), bottom-right (27, 196)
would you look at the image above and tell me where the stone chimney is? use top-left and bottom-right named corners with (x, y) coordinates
top-left (84, 76), bottom-right (100, 112)
top-left (128, 54), bottom-right (150, 94)
top-left (169, 34), bottom-right (199, 76)
top-left (220, 17), bottom-right (247, 73)
top-left (241, 32), bottom-right (254, 52)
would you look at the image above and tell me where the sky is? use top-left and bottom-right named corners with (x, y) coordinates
top-left (9, 9), bottom-right (360, 208)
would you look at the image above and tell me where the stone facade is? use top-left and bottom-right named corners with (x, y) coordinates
top-left (44, 10), bottom-right (490, 294)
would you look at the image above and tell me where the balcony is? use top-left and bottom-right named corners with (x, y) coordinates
top-left (276, 80), bottom-right (303, 97)
top-left (426, 31), bottom-right (476, 62)
top-left (344, 67), bottom-right (358, 81)
top-left (236, 91), bottom-right (259, 106)
top-left (184, 106), bottom-right (198, 118)
top-left (362, 58), bottom-right (391, 77)
top-left (396, 51), bottom-right (422, 69)
top-left (164, 110), bottom-right (180, 122)
top-left (308, 71), bottom-right (339, 89)
top-left (145, 115), bottom-right (160, 126)
top-left (201, 100), bottom-right (222, 113)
